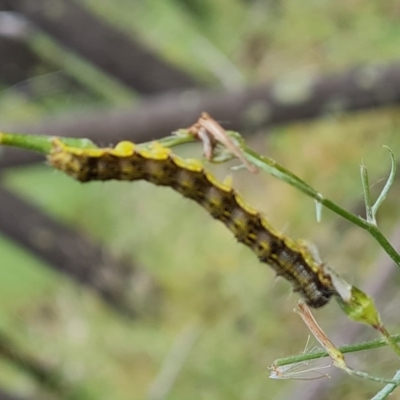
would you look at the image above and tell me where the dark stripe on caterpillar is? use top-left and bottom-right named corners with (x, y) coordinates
top-left (49, 139), bottom-right (336, 308)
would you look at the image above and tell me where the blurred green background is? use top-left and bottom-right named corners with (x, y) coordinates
top-left (1, 1), bottom-right (400, 399)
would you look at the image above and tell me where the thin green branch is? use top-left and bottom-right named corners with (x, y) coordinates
top-left (274, 334), bottom-right (400, 367)
top-left (371, 369), bottom-right (400, 400)
top-left (0, 131), bottom-right (97, 154)
top-left (235, 138), bottom-right (400, 269)
top-left (347, 369), bottom-right (399, 385)
top-left (146, 132), bottom-right (195, 149)
top-left (377, 324), bottom-right (400, 359)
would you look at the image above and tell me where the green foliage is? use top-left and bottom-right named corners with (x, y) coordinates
top-left (2, 1), bottom-right (400, 399)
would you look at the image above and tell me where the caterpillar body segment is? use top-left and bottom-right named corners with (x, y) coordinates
top-left (49, 139), bottom-right (336, 308)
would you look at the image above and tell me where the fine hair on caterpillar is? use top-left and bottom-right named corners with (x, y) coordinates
top-left (49, 139), bottom-right (337, 308)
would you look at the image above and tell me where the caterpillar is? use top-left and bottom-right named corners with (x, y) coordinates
top-left (49, 139), bottom-right (337, 308)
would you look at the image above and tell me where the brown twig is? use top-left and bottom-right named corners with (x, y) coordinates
top-left (187, 112), bottom-right (258, 172)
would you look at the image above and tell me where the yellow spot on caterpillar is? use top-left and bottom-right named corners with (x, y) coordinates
top-left (174, 156), bottom-right (203, 172)
top-left (206, 173), bottom-right (231, 192)
top-left (235, 193), bottom-right (257, 216)
top-left (222, 174), bottom-right (233, 188)
top-left (113, 141), bottom-right (135, 156)
top-left (139, 147), bottom-right (169, 161)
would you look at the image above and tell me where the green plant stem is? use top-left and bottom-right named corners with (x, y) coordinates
top-left (0, 131), bottom-right (97, 154)
top-left (0, 131), bottom-right (54, 153)
top-left (274, 334), bottom-right (400, 367)
top-left (143, 133), bottom-right (195, 149)
top-left (240, 143), bottom-right (400, 269)
top-left (346, 369), bottom-right (398, 385)
top-left (371, 369), bottom-right (400, 400)
top-left (378, 325), bottom-right (400, 359)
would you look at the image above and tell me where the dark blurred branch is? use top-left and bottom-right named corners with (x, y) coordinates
top-left (0, 185), bottom-right (157, 317)
top-left (2, 61), bottom-right (400, 168)
top-left (3, 0), bottom-right (199, 93)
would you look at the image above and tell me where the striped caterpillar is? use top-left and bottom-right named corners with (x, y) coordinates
top-left (49, 139), bottom-right (336, 308)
